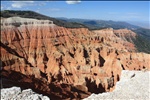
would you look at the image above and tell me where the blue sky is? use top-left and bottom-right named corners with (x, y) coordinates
top-left (1, 1), bottom-right (150, 22)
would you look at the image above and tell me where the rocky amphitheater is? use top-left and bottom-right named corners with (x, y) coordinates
top-left (1, 17), bottom-right (150, 100)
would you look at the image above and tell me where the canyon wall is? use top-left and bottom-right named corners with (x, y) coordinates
top-left (1, 17), bottom-right (150, 99)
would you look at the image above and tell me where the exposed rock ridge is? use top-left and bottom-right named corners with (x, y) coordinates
top-left (84, 70), bottom-right (150, 100)
top-left (1, 86), bottom-right (50, 100)
top-left (1, 17), bottom-right (54, 28)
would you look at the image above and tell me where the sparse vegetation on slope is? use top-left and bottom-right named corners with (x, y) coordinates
top-left (132, 35), bottom-right (150, 54)
top-left (131, 28), bottom-right (150, 54)
top-left (133, 28), bottom-right (150, 40)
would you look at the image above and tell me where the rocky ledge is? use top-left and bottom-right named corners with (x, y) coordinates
top-left (1, 87), bottom-right (50, 100)
top-left (84, 70), bottom-right (150, 100)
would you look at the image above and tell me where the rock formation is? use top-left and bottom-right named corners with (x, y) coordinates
top-left (1, 17), bottom-right (54, 27)
top-left (84, 70), bottom-right (150, 100)
top-left (1, 17), bottom-right (150, 99)
top-left (1, 87), bottom-right (50, 100)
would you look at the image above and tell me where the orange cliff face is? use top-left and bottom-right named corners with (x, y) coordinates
top-left (1, 17), bottom-right (150, 99)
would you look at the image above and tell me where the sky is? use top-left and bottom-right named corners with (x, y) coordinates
top-left (1, 0), bottom-right (150, 22)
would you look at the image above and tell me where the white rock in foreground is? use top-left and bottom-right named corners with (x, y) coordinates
top-left (84, 70), bottom-right (150, 100)
top-left (1, 87), bottom-right (50, 100)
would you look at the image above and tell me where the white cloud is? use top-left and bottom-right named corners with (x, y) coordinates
top-left (1, 6), bottom-right (4, 10)
top-left (11, 1), bottom-right (35, 8)
top-left (66, 0), bottom-right (81, 4)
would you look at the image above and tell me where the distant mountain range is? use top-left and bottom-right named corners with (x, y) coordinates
top-left (56, 17), bottom-right (141, 30)
top-left (57, 18), bottom-right (149, 30)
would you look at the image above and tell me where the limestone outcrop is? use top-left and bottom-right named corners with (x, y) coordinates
top-left (84, 70), bottom-right (150, 100)
top-left (1, 17), bottom-right (150, 99)
top-left (1, 87), bottom-right (50, 100)
top-left (1, 17), bottom-right (54, 28)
